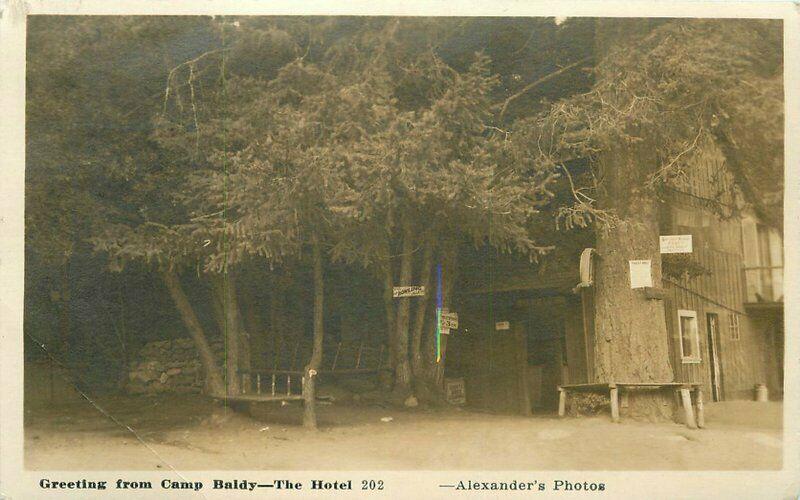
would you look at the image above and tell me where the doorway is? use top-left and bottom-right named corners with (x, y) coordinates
top-left (706, 312), bottom-right (723, 401)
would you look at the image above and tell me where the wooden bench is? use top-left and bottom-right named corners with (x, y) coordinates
top-left (557, 382), bottom-right (705, 429)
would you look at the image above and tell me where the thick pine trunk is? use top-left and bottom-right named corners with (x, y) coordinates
top-left (593, 195), bottom-right (673, 385)
top-left (593, 193), bottom-right (674, 419)
top-left (392, 217), bottom-right (414, 397)
top-left (236, 277), bottom-right (254, 392)
top-left (434, 241), bottom-right (458, 388)
top-left (162, 270), bottom-right (226, 396)
top-left (592, 19), bottom-right (675, 420)
top-left (303, 235), bottom-right (325, 429)
top-left (213, 272), bottom-right (242, 396)
top-left (411, 240), bottom-right (434, 379)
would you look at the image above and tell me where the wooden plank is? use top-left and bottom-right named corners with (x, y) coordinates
top-left (695, 387), bottom-right (705, 428)
top-left (216, 394), bottom-right (304, 403)
top-left (558, 387), bottom-right (566, 417)
top-left (559, 383), bottom-right (611, 390)
top-left (610, 387), bottom-right (620, 423)
top-left (681, 388), bottom-right (697, 429)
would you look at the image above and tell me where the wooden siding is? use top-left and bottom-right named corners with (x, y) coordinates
top-left (664, 214), bottom-right (770, 399)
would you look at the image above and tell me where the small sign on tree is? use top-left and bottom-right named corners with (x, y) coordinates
top-left (660, 235), bottom-right (693, 254)
top-left (392, 286), bottom-right (426, 298)
top-left (629, 260), bottom-right (653, 289)
top-left (441, 311), bottom-right (458, 330)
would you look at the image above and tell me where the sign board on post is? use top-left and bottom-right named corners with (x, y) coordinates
top-left (392, 286), bottom-right (425, 298)
top-left (495, 321), bottom-right (510, 331)
top-left (441, 311), bottom-right (458, 330)
top-left (660, 235), bottom-right (693, 254)
top-left (629, 260), bottom-right (653, 289)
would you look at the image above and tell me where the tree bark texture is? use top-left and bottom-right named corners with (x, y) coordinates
top-left (382, 257), bottom-right (396, 371)
top-left (434, 240), bottom-right (459, 388)
top-left (162, 270), bottom-right (226, 396)
top-left (411, 239), bottom-right (434, 379)
top-left (213, 272), bottom-right (242, 396)
top-left (392, 217), bottom-right (414, 396)
top-left (303, 234), bottom-right (325, 429)
top-left (591, 18), bottom-right (675, 419)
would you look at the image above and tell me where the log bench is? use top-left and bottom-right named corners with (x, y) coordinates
top-left (557, 382), bottom-right (704, 429)
top-left (218, 367), bottom-right (390, 404)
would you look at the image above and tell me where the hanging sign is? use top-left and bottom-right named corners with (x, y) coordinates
top-left (495, 321), bottom-right (510, 331)
top-left (660, 235), bottom-right (693, 254)
top-left (393, 286), bottom-right (426, 298)
top-left (629, 260), bottom-right (653, 289)
top-left (441, 311), bottom-right (459, 330)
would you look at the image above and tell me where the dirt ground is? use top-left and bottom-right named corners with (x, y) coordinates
top-left (24, 394), bottom-right (783, 470)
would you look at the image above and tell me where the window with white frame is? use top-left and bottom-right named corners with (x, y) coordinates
top-left (678, 309), bottom-right (701, 363)
top-left (729, 313), bottom-right (741, 341)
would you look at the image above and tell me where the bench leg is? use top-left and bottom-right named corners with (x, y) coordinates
top-left (558, 387), bottom-right (566, 417)
top-left (680, 388), bottom-right (697, 429)
top-left (610, 387), bottom-right (620, 423)
top-left (695, 388), bottom-right (705, 429)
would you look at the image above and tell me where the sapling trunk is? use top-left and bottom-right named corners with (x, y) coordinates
top-left (213, 272), bottom-right (242, 396)
top-left (303, 234), bottom-right (325, 429)
top-left (382, 258), bottom-right (396, 371)
top-left (162, 270), bottom-right (226, 396)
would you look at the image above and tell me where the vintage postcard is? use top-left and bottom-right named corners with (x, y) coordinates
top-left (1, 0), bottom-right (797, 498)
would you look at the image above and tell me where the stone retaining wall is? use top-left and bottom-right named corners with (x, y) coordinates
top-left (127, 338), bottom-right (224, 395)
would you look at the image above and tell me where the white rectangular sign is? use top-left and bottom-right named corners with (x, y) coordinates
top-left (495, 321), bottom-right (510, 331)
top-left (629, 260), bottom-right (653, 289)
top-left (393, 286), bottom-right (425, 298)
top-left (660, 235), bottom-right (693, 254)
top-left (441, 312), bottom-right (459, 330)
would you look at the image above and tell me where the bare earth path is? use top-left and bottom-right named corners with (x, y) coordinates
top-left (25, 394), bottom-right (782, 470)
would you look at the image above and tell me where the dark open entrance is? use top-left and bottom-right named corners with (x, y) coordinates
top-left (446, 291), bottom-right (586, 416)
top-left (522, 297), bottom-right (567, 413)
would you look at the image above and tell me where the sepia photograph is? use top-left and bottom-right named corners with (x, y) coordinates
top-left (1, 2), bottom-right (797, 497)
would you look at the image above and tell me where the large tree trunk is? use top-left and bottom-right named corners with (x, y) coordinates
top-left (213, 272), bottom-right (242, 396)
top-left (382, 258), bottom-right (395, 370)
top-left (236, 274), bottom-right (256, 391)
top-left (392, 217), bottom-right (415, 397)
top-left (434, 240), bottom-right (459, 388)
top-left (591, 19), bottom-right (674, 419)
top-left (58, 255), bottom-right (71, 354)
top-left (303, 234), bottom-right (325, 429)
top-left (162, 270), bottom-right (226, 396)
top-left (411, 239), bottom-right (434, 379)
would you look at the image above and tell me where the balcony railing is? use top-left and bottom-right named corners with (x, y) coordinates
top-left (743, 266), bottom-right (783, 304)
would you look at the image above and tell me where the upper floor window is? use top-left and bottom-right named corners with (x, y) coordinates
top-left (742, 216), bottom-right (783, 303)
top-left (729, 313), bottom-right (741, 341)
